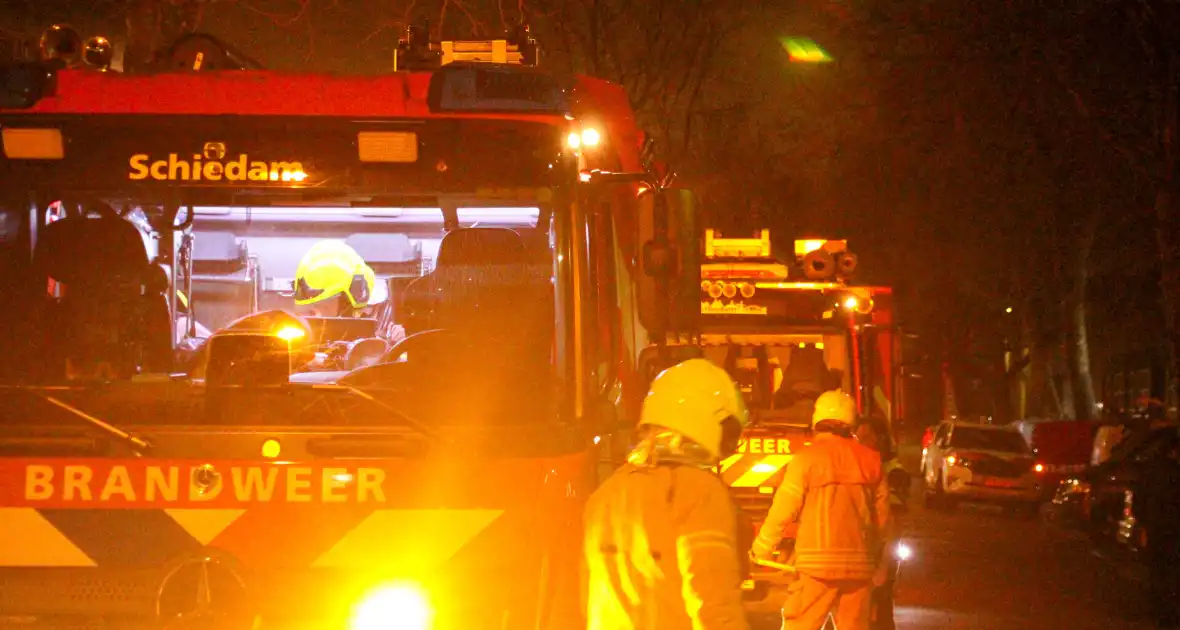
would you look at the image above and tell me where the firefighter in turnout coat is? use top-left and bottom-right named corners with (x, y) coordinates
top-left (751, 390), bottom-right (891, 630)
top-left (584, 358), bottom-right (750, 630)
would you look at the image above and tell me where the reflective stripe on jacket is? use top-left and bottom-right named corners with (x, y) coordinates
top-left (751, 433), bottom-right (890, 581)
top-left (584, 463), bottom-right (749, 630)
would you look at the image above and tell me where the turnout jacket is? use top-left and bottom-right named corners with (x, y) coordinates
top-left (752, 433), bottom-right (891, 581)
top-left (584, 463), bottom-right (748, 630)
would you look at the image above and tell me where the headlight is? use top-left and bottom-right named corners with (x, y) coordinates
top-left (895, 542), bottom-right (913, 562)
top-left (351, 583), bottom-right (432, 630)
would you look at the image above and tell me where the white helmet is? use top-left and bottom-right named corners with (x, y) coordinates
top-left (639, 358), bottom-right (749, 461)
top-left (812, 390), bottom-right (856, 429)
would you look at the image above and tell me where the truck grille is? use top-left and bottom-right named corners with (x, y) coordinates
top-left (0, 569), bottom-right (158, 616)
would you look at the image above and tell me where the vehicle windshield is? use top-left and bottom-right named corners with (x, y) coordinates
top-left (0, 202), bottom-right (565, 429)
top-left (703, 333), bottom-right (849, 425)
top-left (950, 427), bottom-right (1030, 454)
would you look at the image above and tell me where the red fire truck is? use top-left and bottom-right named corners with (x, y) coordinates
top-left (0, 25), bottom-right (699, 628)
top-left (690, 229), bottom-right (904, 602)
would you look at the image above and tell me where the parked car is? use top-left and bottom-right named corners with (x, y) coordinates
top-left (1048, 424), bottom-right (1180, 550)
top-left (922, 421), bottom-right (1045, 515)
top-left (1011, 418), bottom-right (1098, 499)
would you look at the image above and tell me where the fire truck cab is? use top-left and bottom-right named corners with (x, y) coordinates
top-left (692, 229), bottom-right (904, 603)
top-left (0, 24), bottom-right (698, 629)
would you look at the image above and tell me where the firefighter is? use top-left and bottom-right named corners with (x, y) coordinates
top-left (751, 390), bottom-right (891, 630)
top-left (584, 358), bottom-right (750, 630)
top-left (855, 417), bottom-right (909, 630)
top-left (292, 240), bottom-right (379, 318)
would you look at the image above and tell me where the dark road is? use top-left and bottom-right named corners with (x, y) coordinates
top-left (888, 499), bottom-right (1150, 629)
top-left (750, 462), bottom-right (1156, 629)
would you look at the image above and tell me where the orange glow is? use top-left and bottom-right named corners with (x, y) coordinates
top-left (273, 325), bottom-right (306, 342)
top-left (260, 439), bottom-right (281, 458)
top-left (350, 583), bottom-right (431, 630)
top-left (702, 264), bottom-right (790, 280)
top-left (581, 127), bottom-right (601, 147)
top-left (753, 281), bottom-right (840, 290)
top-left (946, 455), bottom-right (957, 466)
top-left (794, 239), bottom-right (826, 256)
top-left (1034, 463), bottom-right (1045, 473)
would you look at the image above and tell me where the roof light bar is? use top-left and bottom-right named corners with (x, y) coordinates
top-left (705, 229), bottom-right (772, 259)
top-left (794, 238), bottom-right (847, 258)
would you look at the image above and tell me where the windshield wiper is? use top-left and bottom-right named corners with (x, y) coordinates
top-left (308, 383), bottom-right (443, 441)
top-left (5, 386), bottom-right (153, 456)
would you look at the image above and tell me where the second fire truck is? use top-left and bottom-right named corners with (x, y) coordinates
top-left (693, 228), bottom-right (904, 601)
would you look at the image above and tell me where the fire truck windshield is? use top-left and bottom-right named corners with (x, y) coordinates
top-left (702, 335), bottom-right (851, 426)
top-left (0, 201), bottom-right (567, 432)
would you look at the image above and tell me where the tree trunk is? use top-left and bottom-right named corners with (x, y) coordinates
top-left (1052, 346), bottom-right (1076, 419)
top-left (1066, 207), bottom-right (1102, 421)
top-left (124, 0), bottom-right (162, 74)
top-left (1155, 51), bottom-right (1180, 414)
top-left (1069, 292), bottom-right (1099, 419)
top-left (1026, 342), bottom-right (1056, 418)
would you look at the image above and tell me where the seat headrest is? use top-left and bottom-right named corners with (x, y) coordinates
top-left (34, 215), bottom-right (148, 284)
top-left (192, 231), bottom-right (241, 263)
top-left (435, 228), bottom-right (525, 268)
top-left (346, 233), bottom-right (418, 264)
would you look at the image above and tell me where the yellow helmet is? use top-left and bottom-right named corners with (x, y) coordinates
top-left (293, 240), bottom-right (376, 309)
top-left (639, 358), bottom-right (749, 461)
top-left (812, 390), bottom-right (856, 428)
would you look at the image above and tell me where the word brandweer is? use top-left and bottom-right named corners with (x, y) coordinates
top-left (128, 144), bottom-right (307, 183)
top-left (23, 464), bottom-right (386, 504)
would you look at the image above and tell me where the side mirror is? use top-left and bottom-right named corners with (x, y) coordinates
top-left (636, 188), bottom-right (700, 335)
top-left (205, 332), bottom-right (291, 387)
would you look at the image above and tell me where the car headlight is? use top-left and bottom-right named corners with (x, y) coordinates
top-left (351, 583), bottom-right (433, 630)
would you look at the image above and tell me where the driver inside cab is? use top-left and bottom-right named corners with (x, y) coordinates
top-left (287, 240), bottom-right (398, 371)
top-left (292, 240), bottom-right (381, 319)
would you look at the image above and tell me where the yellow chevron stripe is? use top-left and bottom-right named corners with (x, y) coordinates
top-left (312, 509), bottom-right (503, 572)
top-left (0, 508), bottom-right (95, 567)
top-left (718, 453), bottom-right (743, 473)
top-left (165, 509), bottom-right (245, 546)
top-left (729, 454), bottom-right (793, 488)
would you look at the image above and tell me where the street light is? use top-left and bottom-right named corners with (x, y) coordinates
top-left (781, 37), bottom-right (833, 64)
